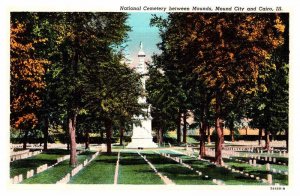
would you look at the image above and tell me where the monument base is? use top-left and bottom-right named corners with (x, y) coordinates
top-left (127, 138), bottom-right (158, 149)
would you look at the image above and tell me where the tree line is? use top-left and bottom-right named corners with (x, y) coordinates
top-left (147, 13), bottom-right (289, 165)
top-left (10, 12), bottom-right (144, 167)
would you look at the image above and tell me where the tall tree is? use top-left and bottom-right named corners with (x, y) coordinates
top-left (151, 13), bottom-right (286, 165)
top-left (10, 18), bottom-right (49, 149)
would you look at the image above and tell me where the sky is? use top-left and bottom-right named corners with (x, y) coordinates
top-left (124, 12), bottom-right (167, 67)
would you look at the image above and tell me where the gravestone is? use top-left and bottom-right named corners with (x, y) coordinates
top-left (266, 163), bottom-right (270, 171)
top-left (253, 159), bottom-right (257, 166)
top-left (267, 174), bottom-right (272, 184)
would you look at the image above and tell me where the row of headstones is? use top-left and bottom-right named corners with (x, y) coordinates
top-left (222, 150), bottom-right (240, 158)
top-left (182, 150), bottom-right (276, 185)
top-left (11, 144), bottom-right (42, 150)
top-left (56, 150), bottom-right (86, 163)
top-left (224, 147), bottom-right (256, 152)
top-left (242, 153), bottom-right (288, 166)
top-left (205, 148), bottom-right (215, 157)
top-left (229, 156), bottom-right (288, 175)
top-left (139, 152), bottom-right (175, 185)
top-left (11, 150), bottom-right (42, 162)
top-left (57, 155), bottom-right (71, 163)
top-left (222, 164), bottom-right (275, 185)
top-left (253, 155), bottom-right (287, 166)
top-left (160, 152), bottom-right (224, 185)
top-left (11, 164), bottom-right (48, 184)
top-left (56, 151), bottom-right (100, 184)
top-left (254, 149), bottom-right (288, 157)
top-left (11, 150), bottom-right (88, 184)
top-left (184, 149), bottom-right (287, 186)
top-left (11, 149), bottom-right (30, 156)
top-left (239, 147), bottom-right (288, 157)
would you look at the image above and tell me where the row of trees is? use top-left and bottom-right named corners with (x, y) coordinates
top-left (10, 12), bottom-right (144, 166)
top-left (148, 13), bottom-right (289, 164)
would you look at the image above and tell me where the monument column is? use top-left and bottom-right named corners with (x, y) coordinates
top-left (127, 42), bottom-right (158, 149)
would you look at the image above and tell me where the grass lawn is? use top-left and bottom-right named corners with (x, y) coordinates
top-left (143, 151), bottom-right (214, 185)
top-left (69, 153), bottom-right (117, 184)
top-left (10, 149), bottom-right (69, 178)
top-left (21, 151), bottom-right (94, 184)
top-left (118, 151), bottom-right (163, 184)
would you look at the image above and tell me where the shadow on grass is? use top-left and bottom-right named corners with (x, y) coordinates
top-left (42, 149), bottom-right (69, 155)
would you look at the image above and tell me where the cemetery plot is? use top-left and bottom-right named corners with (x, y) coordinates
top-left (9, 147), bottom-right (289, 185)
top-left (21, 151), bottom-right (94, 184)
top-left (117, 151), bottom-right (164, 184)
top-left (159, 150), bottom-right (266, 185)
top-left (222, 158), bottom-right (288, 185)
top-left (69, 153), bottom-right (117, 184)
top-left (10, 149), bottom-right (69, 178)
top-left (143, 151), bottom-right (214, 185)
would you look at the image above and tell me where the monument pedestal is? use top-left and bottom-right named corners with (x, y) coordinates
top-left (127, 117), bottom-right (157, 149)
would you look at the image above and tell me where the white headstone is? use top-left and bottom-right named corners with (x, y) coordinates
top-left (266, 163), bottom-right (270, 171)
top-left (27, 171), bottom-right (31, 178)
top-left (18, 174), bottom-right (23, 182)
top-left (13, 176), bottom-right (18, 184)
top-left (267, 174), bottom-right (272, 184)
top-left (253, 159), bottom-right (257, 166)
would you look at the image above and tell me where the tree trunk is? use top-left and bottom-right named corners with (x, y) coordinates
top-left (177, 112), bottom-right (181, 144)
top-left (43, 117), bottom-right (49, 150)
top-left (207, 126), bottom-right (211, 144)
top-left (258, 128), bottom-right (262, 146)
top-left (199, 122), bottom-right (206, 157)
top-left (245, 127), bottom-right (248, 136)
top-left (68, 112), bottom-right (77, 167)
top-left (23, 129), bottom-right (29, 150)
top-left (105, 119), bottom-right (112, 154)
top-left (230, 127), bottom-right (235, 142)
top-left (285, 129), bottom-right (288, 152)
top-left (199, 102), bottom-right (207, 157)
top-left (100, 130), bottom-right (104, 144)
top-left (159, 128), bottom-right (163, 144)
top-left (214, 93), bottom-right (223, 165)
top-left (265, 129), bottom-right (270, 150)
top-left (183, 112), bottom-right (187, 143)
top-left (221, 121), bottom-right (225, 145)
top-left (85, 130), bottom-right (90, 149)
top-left (271, 134), bottom-right (275, 141)
top-left (120, 127), bottom-right (124, 146)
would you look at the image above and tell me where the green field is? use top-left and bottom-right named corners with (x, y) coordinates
top-left (69, 153), bottom-right (117, 184)
top-left (118, 151), bottom-right (164, 184)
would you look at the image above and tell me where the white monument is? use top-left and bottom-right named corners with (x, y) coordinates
top-left (127, 42), bottom-right (158, 149)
